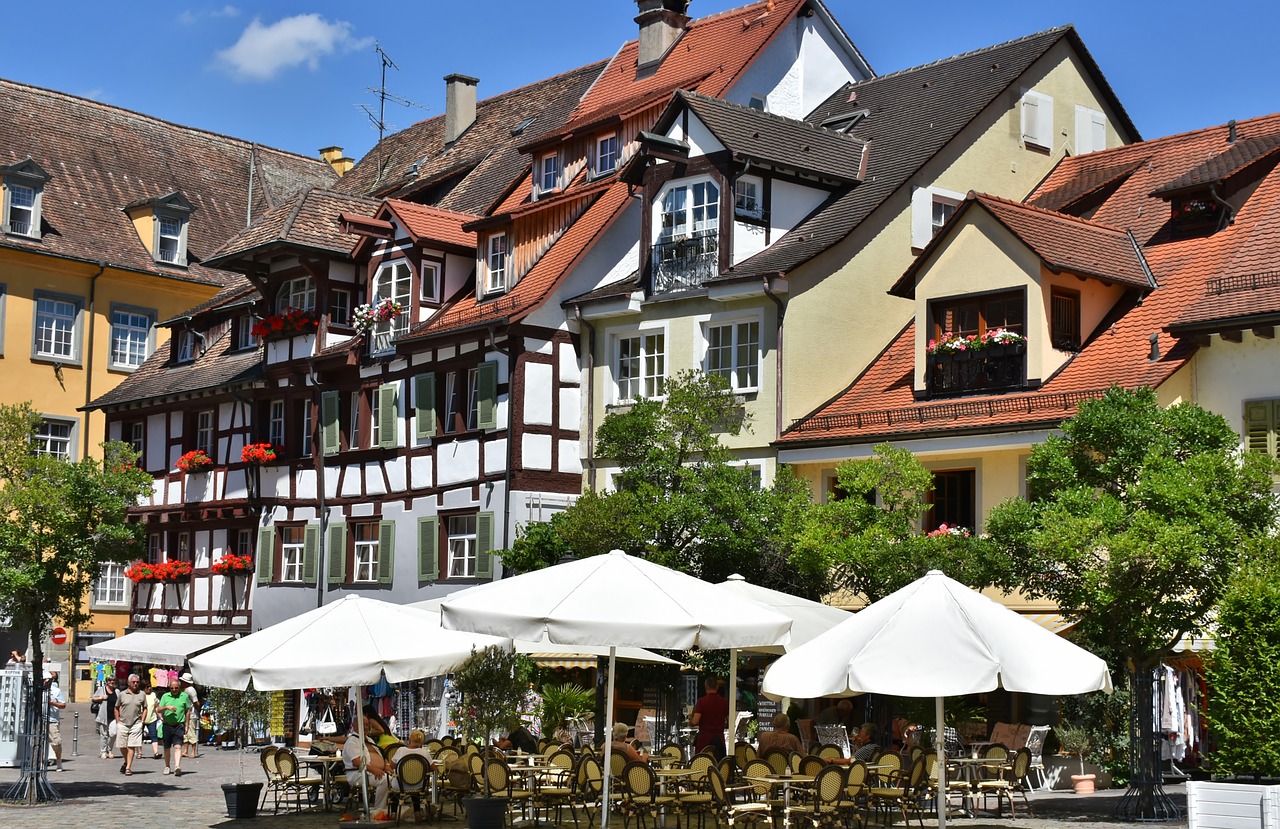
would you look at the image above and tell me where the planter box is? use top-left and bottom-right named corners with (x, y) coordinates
top-left (1188, 781), bottom-right (1280, 829)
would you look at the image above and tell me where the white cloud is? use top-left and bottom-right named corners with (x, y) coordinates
top-left (179, 6), bottom-right (240, 26)
top-left (214, 14), bottom-right (372, 82)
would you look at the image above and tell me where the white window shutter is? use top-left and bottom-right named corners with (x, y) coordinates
top-left (1022, 91), bottom-right (1053, 149)
top-left (1091, 109), bottom-right (1107, 153)
top-left (1074, 106), bottom-right (1107, 155)
top-left (910, 186), bottom-right (933, 250)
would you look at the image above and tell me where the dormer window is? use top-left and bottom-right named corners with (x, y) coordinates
top-left (157, 216), bottom-right (183, 263)
top-left (538, 153), bottom-right (561, 194)
top-left (926, 289), bottom-right (1027, 396)
top-left (485, 233), bottom-right (508, 294)
top-left (734, 176), bottom-right (763, 219)
top-left (175, 330), bottom-right (198, 363)
top-left (653, 178), bottom-right (719, 294)
top-left (369, 261), bottom-right (412, 353)
top-left (1173, 195), bottom-right (1222, 234)
top-left (595, 134), bottom-right (619, 177)
top-left (276, 277), bottom-right (316, 312)
top-left (126, 192), bottom-right (194, 266)
top-left (2, 159), bottom-right (50, 240)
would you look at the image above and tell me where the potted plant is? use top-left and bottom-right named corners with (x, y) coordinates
top-left (452, 645), bottom-right (529, 829)
top-left (1057, 724), bottom-right (1096, 794)
top-left (176, 449), bottom-right (214, 473)
top-left (538, 683), bottom-right (595, 746)
top-left (206, 685), bottom-right (272, 818)
top-left (241, 442), bottom-right (279, 465)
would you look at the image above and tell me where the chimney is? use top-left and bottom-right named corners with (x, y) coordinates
top-left (318, 146), bottom-right (354, 177)
top-left (444, 74), bottom-right (479, 145)
top-left (635, 0), bottom-right (691, 67)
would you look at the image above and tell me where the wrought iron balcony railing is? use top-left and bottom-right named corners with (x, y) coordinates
top-left (926, 345), bottom-right (1026, 396)
top-left (651, 230), bottom-right (718, 294)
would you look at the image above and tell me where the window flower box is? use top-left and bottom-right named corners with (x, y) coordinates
top-left (125, 560), bottom-right (194, 583)
top-left (352, 298), bottom-right (405, 335)
top-left (250, 307), bottom-right (318, 340)
top-left (176, 449), bottom-right (213, 473)
top-left (241, 442), bottom-right (279, 465)
top-left (211, 554), bottom-right (254, 576)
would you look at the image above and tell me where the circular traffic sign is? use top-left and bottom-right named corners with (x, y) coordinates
top-left (51, 627), bottom-right (67, 646)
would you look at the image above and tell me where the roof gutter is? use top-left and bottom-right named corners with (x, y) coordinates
top-left (762, 275), bottom-right (787, 441)
top-left (575, 305), bottom-right (598, 490)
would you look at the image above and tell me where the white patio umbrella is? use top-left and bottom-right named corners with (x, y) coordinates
top-left (761, 570), bottom-right (1111, 828)
top-left (439, 550), bottom-right (793, 826)
top-left (715, 574), bottom-right (852, 750)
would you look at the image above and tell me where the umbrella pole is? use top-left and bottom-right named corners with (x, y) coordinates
top-left (727, 648), bottom-right (738, 755)
top-left (935, 696), bottom-right (946, 829)
top-left (602, 647), bottom-right (617, 829)
top-left (358, 690), bottom-right (371, 821)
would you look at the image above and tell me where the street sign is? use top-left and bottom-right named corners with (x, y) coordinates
top-left (50, 628), bottom-right (67, 646)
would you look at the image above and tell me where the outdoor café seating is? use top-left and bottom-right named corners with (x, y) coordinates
top-left (389, 753), bottom-right (431, 824)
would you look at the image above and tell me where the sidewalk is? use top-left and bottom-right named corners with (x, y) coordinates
top-left (0, 703), bottom-right (1187, 828)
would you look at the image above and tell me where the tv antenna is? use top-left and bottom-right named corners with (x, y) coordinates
top-left (358, 43), bottom-right (429, 182)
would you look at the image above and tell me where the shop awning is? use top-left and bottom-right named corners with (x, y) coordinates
top-left (1023, 613), bottom-right (1078, 635)
top-left (518, 642), bottom-right (680, 670)
top-left (85, 631), bottom-right (235, 666)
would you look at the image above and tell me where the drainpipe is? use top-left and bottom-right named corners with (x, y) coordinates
top-left (762, 274), bottom-right (786, 441)
top-left (574, 305), bottom-right (598, 491)
top-left (308, 360), bottom-right (328, 609)
top-left (489, 326), bottom-right (515, 554)
top-left (81, 261), bottom-right (107, 459)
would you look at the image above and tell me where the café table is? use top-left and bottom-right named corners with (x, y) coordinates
top-left (297, 753), bottom-right (342, 811)
top-left (652, 767), bottom-right (697, 828)
top-left (946, 756), bottom-right (1008, 816)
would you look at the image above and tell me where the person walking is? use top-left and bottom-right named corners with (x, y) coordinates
top-left (142, 678), bottom-right (161, 759)
top-left (180, 672), bottom-right (200, 759)
top-left (45, 671), bottom-right (66, 772)
top-left (690, 675), bottom-right (728, 759)
top-left (92, 676), bottom-right (117, 759)
top-left (115, 673), bottom-right (146, 776)
top-left (157, 675), bottom-right (192, 776)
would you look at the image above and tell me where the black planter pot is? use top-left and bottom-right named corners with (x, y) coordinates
top-left (222, 781), bottom-right (264, 819)
top-left (464, 795), bottom-right (508, 829)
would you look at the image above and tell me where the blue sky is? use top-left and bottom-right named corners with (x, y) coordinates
top-left (4, 1), bottom-right (1277, 164)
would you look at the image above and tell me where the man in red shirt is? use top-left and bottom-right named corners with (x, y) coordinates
top-left (691, 676), bottom-right (728, 758)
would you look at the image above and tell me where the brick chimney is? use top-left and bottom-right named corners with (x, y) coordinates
top-left (318, 146), bottom-right (354, 176)
top-left (635, 0), bottom-right (691, 67)
top-left (444, 74), bottom-right (479, 145)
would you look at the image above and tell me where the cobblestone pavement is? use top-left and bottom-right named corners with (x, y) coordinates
top-left (0, 703), bottom-right (1188, 829)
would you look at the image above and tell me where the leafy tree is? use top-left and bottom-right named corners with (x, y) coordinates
top-left (0, 402), bottom-right (152, 801)
top-left (452, 645), bottom-right (531, 796)
top-left (1204, 541), bottom-right (1280, 777)
top-left (499, 371), bottom-right (822, 597)
top-left (796, 443), bottom-right (1014, 603)
top-left (985, 386), bottom-right (1279, 816)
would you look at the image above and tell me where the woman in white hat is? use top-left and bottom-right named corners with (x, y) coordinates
top-left (179, 672), bottom-right (200, 759)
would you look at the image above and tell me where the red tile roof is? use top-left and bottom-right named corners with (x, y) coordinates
top-left (385, 200), bottom-right (478, 252)
top-left (780, 112), bottom-right (1280, 446)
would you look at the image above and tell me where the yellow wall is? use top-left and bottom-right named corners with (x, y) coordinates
top-left (127, 208), bottom-right (156, 258)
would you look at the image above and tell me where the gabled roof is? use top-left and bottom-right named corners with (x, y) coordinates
top-left (0, 77), bottom-right (336, 286)
top-left (716, 25), bottom-right (1138, 284)
top-left (1169, 272), bottom-right (1280, 333)
top-left (383, 200), bottom-right (478, 253)
top-left (1025, 156), bottom-right (1147, 212)
top-left (206, 188), bottom-right (379, 268)
top-left (891, 193), bottom-right (1154, 297)
top-left (1150, 131), bottom-right (1280, 197)
top-left (669, 90), bottom-right (869, 184)
top-left (779, 111), bottom-right (1280, 448)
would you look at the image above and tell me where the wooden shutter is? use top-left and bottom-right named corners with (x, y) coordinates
top-left (910, 186), bottom-right (934, 250)
top-left (377, 520), bottom-right (396, 584)
top-left (1090, 109), bottom-right (1107, 153)
top-left (255, 527), bottom-right (275, 585)
top-left (413, 373), bottom-right (437, 439)
top-left (302, 524), bottom-right (320, 585)
top-left (327, 521), bottom-right (347, 585)
top-left (475, 511), bottom-right (495, 580)
top-left (1244, 401), bottom-right (1277, 458)
top-left (476, 361), bottom-right (498, 430)
top-left (1021, 91), bottom-right (1052, 148)
top-left (321, 390), bottom-right (341, 456)
top-left (378, 383), bottom-right (399, 449)
top-left (418, 517), bottom-right (439, 581)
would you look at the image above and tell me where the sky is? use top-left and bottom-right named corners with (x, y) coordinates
top-left (3, 1), bottom-right (1278, 165)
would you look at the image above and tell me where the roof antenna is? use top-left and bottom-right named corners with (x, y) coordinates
top-left (358, 43), bottom-right (429, 183)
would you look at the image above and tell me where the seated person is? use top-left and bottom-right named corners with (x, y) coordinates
top-left (343, 717), bottom-right (392, 819)
top-left (851, 723), bottom-right (881, 761)
top-left (390, 729), bottom-right (434, 819)
top-left (757, 714), bottom-right (805, 755)
top-left (496, 724), bottom-right (539, 754)
top-left (362, 705), bottom-right (405, 762)
top-left (610, 722), bottom-right (648, 763)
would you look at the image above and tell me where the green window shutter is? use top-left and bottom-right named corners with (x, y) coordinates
top-left (413, 373), bottom-right (437, 439)
top-left (255, 527), bottom-right (275, 585)
top-left (475, 511), bottom-right (495, 580)
top-left (377, 520), bottom-right (396, 584)
top-left (417, 516), bottom-right (439, 581)
top-left (302, 525), bottom-right (321, 585)
top-left (327, 522), bottom-right (347, 585)
top-left (477, 361), bottom-right (498, 430)
top-left (378, 383), bottom-right (399, 449)
top-left (1244, 401), bottom-right (1277, 458)
top-left (321, 390), bottom-right (342, 456)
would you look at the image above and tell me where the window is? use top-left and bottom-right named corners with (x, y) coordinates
top-left (234, 315), bottom-right (255, 351)
top-left (485, 234), bottom-right (508, 293)
top-left (438, 363), bottom-right (496, 434)
top-left (194, 410), bottom-right (214, 455)
top-left (926, 469), bottom-right (976, 533)
top-left (1074, 105), bottom-right (1107, 155)
top-left (92, 563), bottom-right (128, 606)
top-left (268, 400), bottom-right (286, 447)
top-left (34, 418), bottom-right (74, 459)
top-left (300, 400), bottom-right (313, 457)
top-left (734, 177), bottom-right (763, 219)
top-left (175, 330), bottom-right (198, 363)
top-left (330, 288), bottom-right (352, 326)
top-left (705, 320), bottom-right (760, 392)
top-left (910, 186), bottom-right (964, 249)
top-left (148, 533), bottom-right (163, 564)
top-left (371, 261), bottom-right (412, 352)
top-left (174, 532), bottom-right (190, 562)
top-left (748, 94), bottom-right (767, 112)
top-left (447, 515), bottom-right (477, 578)
top-left (1245, 400), bottom-right (1280, 460)
top-left (236, 529), bottom-right (253, 558)
top-left (110, 306), bottom-right (155, 370)
top-left (2, 161), bottom-right (48, 239)
top-left (931, 290), bottom-right (1024, 343)
top-left (420, 261), bottom-right (441, 304)
top-left (443, 372), bottom-right (460, 434)
top-left (1050, 288), bottom-right (1081, 351)
top-left (1020, 89), bottom-right (1054, 151)
top-left (156, 215), bottom-right (183, 264)
top-left (595, 134), bottom-right (619, 176)
top-left (128, 422), bottom-right (145, 456)
top-left (654, 179), bottom-right (720, 292)
top-left (280, 526), bottom-right (305, 583)
top-left (658, 180), bottom-right (719, 243)
top-left (7, 184), bottom-right (35, 236)
top-left (277, 277), bottom-right (316, 312)
top-left (352, 523), bottom-right (380, 583)
top-left (370, 383), bottom-right (398, 449)
top-left (538, 153), bottom-right (561, 194)
top-left (616, 331), bottom-right (666, 401)
top-left (33, 291), bottom-right (81, 361)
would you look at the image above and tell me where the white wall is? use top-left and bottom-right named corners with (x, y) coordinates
top-left (725, 14), bottom-right (866, 118)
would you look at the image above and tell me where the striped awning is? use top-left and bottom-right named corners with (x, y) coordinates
top-left (1022, 613), bottom-right (1078, 635)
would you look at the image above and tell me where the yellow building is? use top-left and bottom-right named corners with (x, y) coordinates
top-left (0, 78), bottom-right (339, 698)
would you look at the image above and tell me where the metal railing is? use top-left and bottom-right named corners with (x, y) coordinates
top-left (651, 231), bottom-right (718, 294)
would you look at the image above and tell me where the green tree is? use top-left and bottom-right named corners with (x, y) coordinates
top-left (796, 443), bottom-right (1013, 603)
top-left (985, 386), bottom-right (1279, 816)
top-left (499, 371), bottom-right (822, 596)
top-left (0, 402), bottom-right (153, 801)
top-left (1204, 542), bottom-right (1280, 777)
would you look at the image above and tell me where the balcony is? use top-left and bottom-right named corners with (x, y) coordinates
top-left (652, 230), bottom-right (718, 294)
top-left (927, 344), bottom-right (1026, 396)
